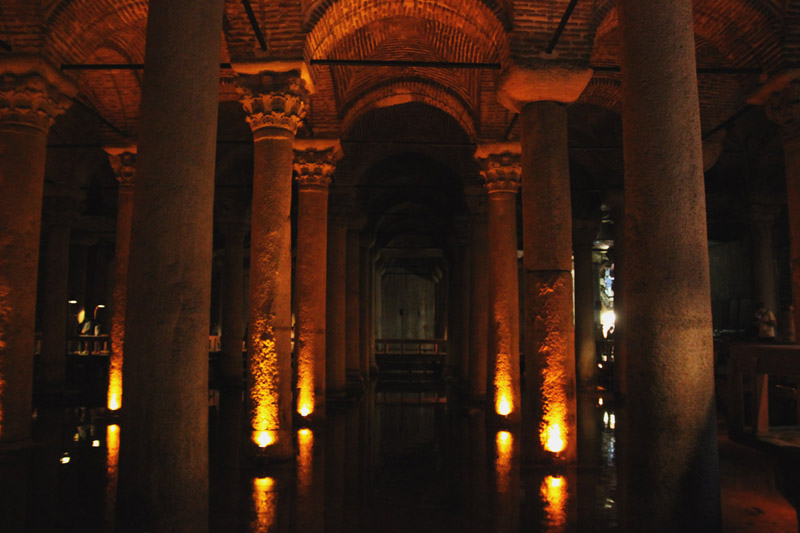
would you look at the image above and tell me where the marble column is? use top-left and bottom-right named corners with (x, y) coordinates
top-left (345, 223), bottom-right (362, 389)
top-left (573, 218), bottom-right (600, 391)
top-left (236, 66), bottom-right (308, 459)
top-left (0, 56), bottom-right (75, 451)
top-left (216, 196), bottom-right (248, 390)
top-left (618, 0), bottom-right (720, 528)
top-left (466, 186), bottom-right (490, 403)
top-left (116, 0), bottom-right (223, 529)
top-left (476, 147), bottom-right (522, 424)
top-left (326, 199), bottom-right (349, 397)
top-left (105, 148), bottom-right (136, 411)
top-left (760, 81), bottom-right (800, 337)
top-left (750, 203), bottom-right (781, 315)
top-left (293, 141), bottom-right (338, 421)
top-left (39, 185), bottom-right (82, 394)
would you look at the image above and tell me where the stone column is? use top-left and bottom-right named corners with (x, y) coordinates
top-left (476, 148), bottom-right (522, 424)
top-left (758, 80), bottom-right (800, 337)
top-left (618, 1), bottom-right (720, 529)
top-left (0, 56), bottom-right (75, 451)
top-left (498, 63), bottom-right (591, 463)
top-left (105, 148), bottom-right (136, 411)
top-left (326, 197), bottom-right (349, 397)
top-left (345, 222), bottom-right (362, 389)
top-left (236, 66), bottom-right (309, 459)
top-left (466, 186), bottom-right (490, 403)
top-left (750, 203), bottom-right (781, 315)
top-left (293, 140), bottom-right (338, 421)
top-left (573, 218), bottom-right (600, 391)
top-left (39, 185), bottom-right (82, 394)
top-left (216, 194), bottom-right (248, 390)
top-left (359, 233), bottom-right (373, 382)
top-left (116, 1), bottom-right (223, 529)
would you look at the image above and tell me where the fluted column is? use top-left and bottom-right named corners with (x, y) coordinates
top-left (237, 67), bottom-right (308, 459)
top-left (573, 217), bottom-right (600, 391)
top-left (40, 185), bottom-right (83, 394)
top-left (326, 202), bottom-right (349, 397)
top-left (618, 0), bottom-right (720, 528)
top-left (761, 80), bottom-right (800, 338)
top-left (116, 1), bottom-right (224, 529)
top-left (476, 147), bottom-right (521, 424)
top-left (0, 56), bottom-right (75, 451)
top-left (105, 148), bottom-right (136, 411)
top-left (750, 203), bottom-right (781, 315)
top-left (293, 140), bottom-right (338, 421)
top-left (466, 186), bottom-right (490, 402)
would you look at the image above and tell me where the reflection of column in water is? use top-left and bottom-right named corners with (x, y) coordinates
top-left (541, 475), bottom-right (567, 528)
top-left (251, 476), bottom-right (277, 532)
top-left (295, 428), bottom-right (324, 533)
top-left (105, 424), bottom-right (120, 531)
top-left (466, 412), bottom-right (488, 527)
top-left (493, 430), bottom-right (519, 533)
top-left (325, 410), bottom-right (346, 533)
top-left (213, 390), bottom-right (243, 532)
top-left (359, 382), bottom-right (375, 489)
top-left (0, 450), bottom-right (29, 531)
top-left (30, 406), bottom-right (65, 531)
top-left (344, 406), bottom-right (360, 531)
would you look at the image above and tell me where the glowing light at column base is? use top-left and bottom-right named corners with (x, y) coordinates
top-left (107, 392), bottom-right (121, 411)
top-left (298, 402), bottom-right (312, 418)
top-left (250, 331), bottom-right (281, 449)
top-left (497, 396), bottom-right (512, 416)
top-left (541, 475), bottom-right (567, 527)
top-left (494, 351), bottom-right (515, 417)
top-left (297, 345), bottom-right (314, 418)
top-left (542, 422), bottom-right (566, 453)
top-left (254, 430), bottom-right (276, 448)
top-left (495, 431), bottom-right (513, 493)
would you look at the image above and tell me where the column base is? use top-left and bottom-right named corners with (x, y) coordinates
top-left (247, 428), bottom-right (294, 463)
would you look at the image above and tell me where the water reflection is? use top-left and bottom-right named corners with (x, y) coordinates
top-left (251, 476), bottom-right (277, 532)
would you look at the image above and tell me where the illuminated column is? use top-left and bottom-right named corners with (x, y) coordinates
top-left (618, 0), bottom-right (720, 528)
top-left (116, 1), bottom-right (223, 529)
top-left (757, 81), bottom-right (800, 336)
top-left (40, 185), bottom-right (82, 393)
top-left (0, 56), bottom-right (75, 451)
top-left (498, 64), bottom-right (591, 462)
top-left (476, 147), bottom-right (521, 424)
top-left (216, 197), bottom-right (248, 390)
top-left (105, 147), bottom-right (136, 411)
top-left (750, 203), bottom-right (781, 315)
top-left (466, 186), bottom-right (490, 402)
top-left (293, 140), bottom-right (338, 421)
top-left (326, 198), bottom-right (349, 396)
top-left (345, 222), bottom-right (363, 388)
top-left (237, 65), bottom-right (309, 459)
top-left (573, 217), bottom-right (599, 391)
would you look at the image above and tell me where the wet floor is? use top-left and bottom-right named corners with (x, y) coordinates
top-left (0, 383), bottom-right (795, 532)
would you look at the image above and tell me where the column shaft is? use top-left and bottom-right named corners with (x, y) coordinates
top-left (573, 221), bottom-right (598, 391)
top-left (295, 181), bottom-right (329, 418)
top-left (487, 189), bottom-right (521, 423)
top-left (116, 0), bottom-right (223, 529)
top-left (784, 141), bottom-right (800, 338)
top-left (359, 236), bottom-right (371, 381)
top-left (468, 211), bottom-right (490, 401)
top-left (220, 230), bottom-right (245, 388)
top-left (326, 221), bottom-right (348, 395)
top-left (40, 225), bottom-right (72, 392)
top-left (751, 207), bottom-right (779, 315)
top-left (345, 228), bottom-right (361, 386)
top-left (618, 0), bottom-right (720, 528)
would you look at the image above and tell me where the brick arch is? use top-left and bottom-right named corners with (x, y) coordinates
top-left (304, 0), bottom-right (511, 66)
top-left (578, 76), bottom-right (622, 113)
top-left (341, 80), bottom-right (477, 141)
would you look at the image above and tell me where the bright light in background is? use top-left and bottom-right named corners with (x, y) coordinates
top-left (68, 300), bottom-right (77, 305)
top-left (60, 453), bottom-right (70, 465)
top-left (598, 397), bottom-right (604, 406)
top-left (600, 310), bottom-right (616, 338)
top-left (92, 440), bottom-right (100, 447)
top-left (541, 475), bottom-right (567, 528)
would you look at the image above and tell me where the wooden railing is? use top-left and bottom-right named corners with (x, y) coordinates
top-left (728, 344), bottom-right (800, 437)
top-left (374, 338), bottom-right (447, 356)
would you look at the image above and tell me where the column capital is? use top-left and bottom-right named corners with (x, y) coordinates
top-left (43, 183), bottom-right (83, 228)
top-left (475, 144), bottom-right (521, 193)
top-left (235, 65), bottom-right (309, 137)
top-left (293, 139), bottom-right (341, 189)
top-left (750, 203), bottom-right (783, 231)
top-left (0, 55), bottom-right (78, 131)
top-left (105, 146), bottom-right (137, 188)
top-left (748, 71), bottom-right (800, 142)
top-left (497, 60), bottom-right (593, 113)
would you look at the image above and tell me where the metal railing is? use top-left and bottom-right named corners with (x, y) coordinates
top-left (374, 338), bottom-right (447, 356)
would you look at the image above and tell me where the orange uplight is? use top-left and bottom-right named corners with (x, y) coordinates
top-left (106, 424), bottom-right (120, 469)
top-left (494, 349), bottom-right (515, 417)
top-left (297, 429), bottom-right (313, 491)
top-left (296, 341), bottom-right (315, 418)
top-left (541, 475), bottom-right (567, 528)
top-left (543, 423), bottom-right (566, 453)
top-left (540, 360), bottom-right (569, 454)
top-left (497, 396), bottom-right (512, 416)
top-left (107, 392), bottom-right (121, 411)
top-left (252, 477), bottom-right (277, 530)
top-left (299, 404), bottom-right (312, 417)
top-left (495, 431), bottom-right (513, 493)
top-left (254, 430), bottom-right (276, 448)
top-left (250, 329), bottom-right (281, 447)
top-left (105, 424), bottom-right (120, 527)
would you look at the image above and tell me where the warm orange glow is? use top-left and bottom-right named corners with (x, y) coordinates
top-left (494, 347), bottom-right (515, 417)
top-left (296, 342), bottom-right (315, 418)
top-left (107, 424), bottom-right (120, 469)
top-left (541, 475), bottom-right (567, 527)
top-left (497, 396), bottom-right (512, 416)
top-left (543, 423), bottom-right (566, 453)
top-left (299, 404), bottom-right (312, 417)
top-left (105, 424), bottom-right (120, 528)
top-left (254, 430), bottom-right (276, 448)
top-left (297, 428), bottom-right (313, 491)
top-left (250, 327), bottom-right (281, 444)
top-left (107, 391), bottom-right (121, 411)
top-left (252, 477), bottom-right (277, 530)
top-left (495, 431), bottom-right (513, 493)
top-left (540, 362), bottom-right (569, 453)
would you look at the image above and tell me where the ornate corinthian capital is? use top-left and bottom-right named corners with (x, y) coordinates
top-left (765, 79), bottom-right (800, 142)
top-left (105, 147), bottom-right (137, 188)
top-left (236, 70), bottom-right (309, 136)
top-left (0, 55), bottom-right (77, 131)
top-left (475, 143), bottom-right (522, 193)
top-left (293, 140), bottom-right (341, 189)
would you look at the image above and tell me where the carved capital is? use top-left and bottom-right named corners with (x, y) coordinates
top-left (497, 60), bottom-right (593, 113)
top-left (476, 147), bottom-right (521, 193)
top-left (237, 70), bottom-right (309, 136)
top-left (765, 79), bottom-right (800, 142)
top-left (105, 147), bottom-right (137, 188)
top-left (750, 203), bottom-right (783, 231)
top-left (294, 140), bottom-right (340, 189)
top-left (0, 55), bottom-right (77, 131)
